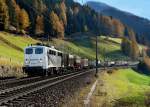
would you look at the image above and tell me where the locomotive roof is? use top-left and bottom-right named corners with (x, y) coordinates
top-left (25, 45), bottom-right (62, 53)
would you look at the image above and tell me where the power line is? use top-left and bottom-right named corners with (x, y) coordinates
top-left (95, 36), bottom-right (98, 77)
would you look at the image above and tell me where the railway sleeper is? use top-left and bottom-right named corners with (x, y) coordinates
top-left (14, 99), bottom-right (25, 101)
top-left (0, 70), bottom-right (93, 106)
top-left (1, 103), bottom-right (10, 106)
top-left (20, 96), bottom-right (30, 99)
top-left (10, 101), bottom-right (22, 104)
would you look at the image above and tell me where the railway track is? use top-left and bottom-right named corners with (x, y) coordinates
top-left (0, 69), bottom-right (93, 105)
top-left (0, 65), bottom-right (136, 90)
top-left (0, 65), bottom-right (137, 105)
top-left (0, 78), bottom-right (16, 84)
top-left (0, 76), bottom-right (40, 85)
top-left (0, 76), bottom-right (43, 91)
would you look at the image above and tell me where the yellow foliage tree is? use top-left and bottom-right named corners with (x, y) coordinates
top-left (19, 9), bottom-right (30, 31)
top-left (35, 15), bottom-right (44, 35)
top-left (10, 0), bottom-right (21, 30)
top-left (49, 11), bottom-right (64, 39)
top-left (0, 0), bottom-right (9, 30)
top-left (112, 19), bottom-right (124, 37)
top-left (59, 1), bottom-right (67, 26)
top-left (130, 40), bottom-right (140, 60)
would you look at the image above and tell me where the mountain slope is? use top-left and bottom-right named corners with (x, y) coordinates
top-left (1, 0), bottom-right (138, 40)
top-left (0, 32), bottom-right (128, 66)
top-left (87, 1), bottom-right (150, 43)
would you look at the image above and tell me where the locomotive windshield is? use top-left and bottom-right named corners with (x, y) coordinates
top-left (25, 48), bottom-right (33, 54)
top-left (35, 48), bottom-right (43, 54)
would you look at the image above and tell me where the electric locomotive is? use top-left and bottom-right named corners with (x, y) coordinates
top-left (23, 44), bottom-right (89, 76)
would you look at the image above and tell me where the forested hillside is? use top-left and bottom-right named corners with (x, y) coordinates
top-left (0, 0), bottom-right (137, 40)
top-left (87, 1), bottom-right (150, 45)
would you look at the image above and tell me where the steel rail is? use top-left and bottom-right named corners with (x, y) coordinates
top-left (0, 76), bottom-right (41, 86)
top-left (0, 69), bottom-right (93, 105)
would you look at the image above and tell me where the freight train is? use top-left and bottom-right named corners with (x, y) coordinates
top-left (23, 44), bottom-right (89, 76)
top-left (23, 44), bottom-right (138, 76)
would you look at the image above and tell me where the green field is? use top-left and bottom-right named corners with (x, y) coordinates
top-left (52, 36), bottom-right (127, 61)
top-left (93, 69), bottom-right (150, 106)
top-left (0, 32), bottom-right (38, 66)
top-left (0, 32), bottom-right (127, 66)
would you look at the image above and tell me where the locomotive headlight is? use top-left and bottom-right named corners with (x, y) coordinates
top-left (39, 58), bottom-right (43, 63)
top-left (25, 59), bottom-right (30, 64)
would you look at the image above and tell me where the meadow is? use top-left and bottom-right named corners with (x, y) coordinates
top-left (0, 32), bottom-right (127, 66)
top-left (92, 68), bottom-right (150, 106)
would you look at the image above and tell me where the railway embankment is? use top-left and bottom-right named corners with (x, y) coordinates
top-left (0, 65), bottom-right (26, 78)
top-left (62, 68), bottom-right (150, 107)
top-left (0, 70), bottom-right (95, 106)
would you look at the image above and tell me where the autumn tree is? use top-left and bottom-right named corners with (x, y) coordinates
top-left (35, 15), bottom-right (44, 35)
top-left (127, 28), bottom-right (140, 59)
top-left (3, 0), bottom-right (132, 40)
top-left (19, 9), bottom-right (30, 31)
top-left (0, 0), bottom-right (9, 30)
top-left (112, 19), bottom-right (124, 37)
top-left (32, 0), bottom-right (46, 14)
top-left (100, 15), bottom-right (113, 35)
top-left (130, 40), bottom-right (140, 60)
top-left (6, 0), bottom-right (20, 31)
top-left (121, 37), bottom-right (139, 60)
top-left (128, 28), bottom-right (136, 42)
top-left (58, 1), bottom-right (67, 26)
top-left (49, 11), bottom-right (64, 39)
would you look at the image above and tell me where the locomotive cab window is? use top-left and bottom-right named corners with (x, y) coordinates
top-left (35, 48), bottom-right (43, 54)
top-left (49, 50), bottom-right (56, 55)
top-left (58, 52), bottom-right (62, 57)
top-left (25, 48), bottom-right (33, 54)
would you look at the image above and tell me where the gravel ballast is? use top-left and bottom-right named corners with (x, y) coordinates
top-left (3, 71), bottom-right (95, 107)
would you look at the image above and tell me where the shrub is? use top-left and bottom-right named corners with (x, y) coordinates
top-left (138, 57), bottom-right (150, 75)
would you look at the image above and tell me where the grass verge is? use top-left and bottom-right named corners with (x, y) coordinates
top-left (90, 69), bottom-right (150, 107)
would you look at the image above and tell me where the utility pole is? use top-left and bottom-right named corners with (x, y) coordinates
top-left (48, 34), bottom-right (50, 46)
top-left (95, 36), bottom-right (98, 77)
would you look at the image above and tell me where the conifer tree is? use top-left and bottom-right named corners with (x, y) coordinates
top-left (19, 9), bottom-right (30, 31)
top-left (130, 39), bottom-right (140, 60)
top-left (121, 37), bottom-right (132, 56)
top-left (49, 11), bottom-right (64, 39)
top-left (121, 37), bottom-right (139, 60)
top-left (59, 1), bottom-right (67, 26)
top-left (101, 16), bottom-right (113, 35)
top-left (6, 0), bottom-right (20, 30)
top-left (0, 0), bottom-right (9, 30)
top-left (35, 15), bottom-right (44, 35)
top-left (112, 19), bottom-right (124, 37)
